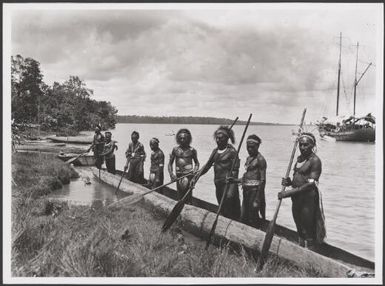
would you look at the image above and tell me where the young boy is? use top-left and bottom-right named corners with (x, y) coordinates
top-left (148, 138), bottom-right (165, 190)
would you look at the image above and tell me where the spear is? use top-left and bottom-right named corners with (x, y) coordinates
top-left (205, 113), bottom-right (252, 249)
top-left (161, 116), bottom-right (239, 233)
top-left (255, 108), bottom-right (307, 271)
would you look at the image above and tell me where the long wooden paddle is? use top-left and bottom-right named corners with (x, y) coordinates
top-left (109, 170), bottom-right (196, 208)
top-left (161, 116), bottom-right (239, 233)
top-left (98, 155), bottom-right (102, 182)
top-left (115, 158), bottom-right (131, 194)
top-left (255, 108), bottom-right (307, 271)
top-left (65, 151), bottom-right (89, 165)
top-left (205, 113), bottom-right (252, 249)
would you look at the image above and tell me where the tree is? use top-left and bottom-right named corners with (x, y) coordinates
top-left (11, 55), bottom-right (44, 123)
top-left (11, 55), bottom-right (118, 133)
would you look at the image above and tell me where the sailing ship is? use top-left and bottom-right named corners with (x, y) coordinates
top-left (317, 33), bottom-right (375, 142)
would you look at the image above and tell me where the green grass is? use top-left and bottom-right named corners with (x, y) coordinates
top-left (11, 152), bottom-right (324, 277)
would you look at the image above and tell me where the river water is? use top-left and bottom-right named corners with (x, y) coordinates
top-left (51, 123), bottom-right (376, 261)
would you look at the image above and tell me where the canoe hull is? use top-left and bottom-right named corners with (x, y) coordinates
top-left (113, 170), bottom-right (373, 270)
top-left (47, 136), bottom-right (93, 144)
top-left (58, 153), bottom-right (96, 166)
top-left (93, 168), bottom-right (374, 276)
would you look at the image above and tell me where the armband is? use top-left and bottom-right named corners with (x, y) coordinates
top-left (307, 178), bottom-right (319, 186)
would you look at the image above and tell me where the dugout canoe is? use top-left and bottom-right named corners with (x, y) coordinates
top-left (58, 153), bottom-right (96, 166)
top-left (47, 135), bottom-right (93, 144)
top-left (91, 168), bottom-right (374, 277)
top-left (14, 141), bottom-right (85, 154)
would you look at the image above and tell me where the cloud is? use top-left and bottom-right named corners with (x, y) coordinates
top-left (10, 5), bottom-right (380, 123)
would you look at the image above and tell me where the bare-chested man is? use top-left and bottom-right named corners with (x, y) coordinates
top-left (279, 132), bottom-right (326, 248)
top-left (148, 138), bottom-right (165, 190)
top-left (230, 134), bottom-right (267, 227)
top-left (199, 125), bottom-right (241, 220)
top-left (168, 129), bottom-right (199, 202)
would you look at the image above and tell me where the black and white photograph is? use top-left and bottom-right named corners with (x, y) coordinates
top-left (2, 2), bottom-right (383, 284)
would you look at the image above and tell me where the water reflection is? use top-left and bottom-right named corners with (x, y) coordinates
top-left (48, 167), bottom-right (128, 206)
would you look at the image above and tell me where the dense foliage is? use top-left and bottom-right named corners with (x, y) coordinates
top-left (11, 55), bottom-right (118, 132)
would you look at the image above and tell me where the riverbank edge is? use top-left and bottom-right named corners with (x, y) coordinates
top-left (10, 151), bottom-right (321, 278)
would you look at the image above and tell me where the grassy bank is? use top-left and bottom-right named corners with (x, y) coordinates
top-left (11, 152), bottom-right (323, 277)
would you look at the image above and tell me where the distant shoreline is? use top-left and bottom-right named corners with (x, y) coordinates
top-left (116, 122), bottom-right (296, 126)
top-left (116, 115), bottom-right (296, 126)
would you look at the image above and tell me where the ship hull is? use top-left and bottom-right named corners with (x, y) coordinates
top-left (321, 128), bottom-right (375, 142)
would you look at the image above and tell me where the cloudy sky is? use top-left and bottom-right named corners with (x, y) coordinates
top-left (8, 3), bottom-right (383, 123)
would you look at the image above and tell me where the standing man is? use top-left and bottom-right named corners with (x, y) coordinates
top-left (125, 131), bottom-right (146, 184)
top-left (198, 126), bottom-right (241, 220)
top-left (100, 131), bottom-right (118, 174)
top-left (148, 138), bottom-right (165, 191)
top-left (88, 124), bottom-right (105, 169)
top-left (168, 129), bottom-right (200, 202)
top-left (279, 132), bottom-right (326, 248)
top-left (229, 134), bottom-right (267, 227)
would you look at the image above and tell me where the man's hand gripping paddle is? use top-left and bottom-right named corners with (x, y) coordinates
top-left (205, 113), bottom-right (252, 249)
top-left (255, 108), bottom-right (307, 271)
top-left (161, 116), bottom-right (239, 233)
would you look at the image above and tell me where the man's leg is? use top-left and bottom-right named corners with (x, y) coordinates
top-left (110, 156), bottom-right (116, 174)
top-left (126, 160), bottom-right (136, 181)
top-left (224, 183), bottom-right (240, 220)
top-left (292, 199), bottom-right (305, 246)
top-left (177, 175), bottom-right (191, 202)
top-left (301, 195), bottom-right (317, 248)
top-left (260, 190), bottom-right (266, 220)
top-left (106, 158), bottom-right (115, 174)
top-left (241, 189), bottom-right (249, 224)
top-left (251, 188), bottom-right (261, 226)
top-left (97, 156), bottom-right (103, 169)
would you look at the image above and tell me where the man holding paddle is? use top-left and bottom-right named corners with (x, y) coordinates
top-left (168, 129), bottom-right (200, 202)
top-left (198, 125), bottom-right (241, 220)
top-left (87, 124), bottom-right (105, 169)
top-left (279, 132), bottom-right (326, 248)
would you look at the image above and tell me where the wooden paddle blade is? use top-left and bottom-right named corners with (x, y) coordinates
top-left (65, 157), bottom-right (77, 164)
top-left (205, 218), bottom-right (218, 249)
top-left (65, 153), bottom-right (84, 164)
top-left (115, 169), bottom-right (127, 193)
top-left (161, 200), bottom-right (186, 232)
top-left (256, 219), bottom-right (277, 270)
top-left (121, 193), bottom-right (145, 206)
top-left (256, 108), bottom-right (306, 270)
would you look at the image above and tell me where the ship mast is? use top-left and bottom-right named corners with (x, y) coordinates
top-left (353, 42), bottom-right (359, 116)
top-left (336, 32), bottom-right (342, 116)
top-left (353, 42), bottom-right (372, 116)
